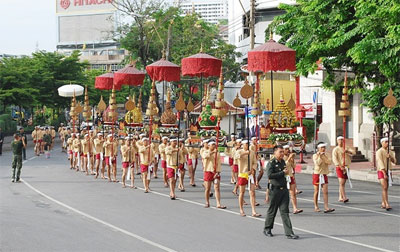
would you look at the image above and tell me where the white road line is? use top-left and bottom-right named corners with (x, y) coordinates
top-left (124, 182), bottom-right (394, 252)
top-left (352, 190), bottom-right (400, 199)
top-left (217, 181), bottom-right (400, 218)
top-left (21, 179), bottom-right (177, 252)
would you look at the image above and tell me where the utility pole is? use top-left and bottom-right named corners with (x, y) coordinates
top-left (249, 0), bottom-right (256, 49)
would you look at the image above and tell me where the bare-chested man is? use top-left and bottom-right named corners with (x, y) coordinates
top-left (235, 140), bottom-right (260, 217)
top-left (201, 141), bottom-right (226, 209)
top-left (159, 136), bottom-right (169, 187)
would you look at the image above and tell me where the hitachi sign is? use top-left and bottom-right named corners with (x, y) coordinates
top-left (73, 0), bottom-right (113, 6)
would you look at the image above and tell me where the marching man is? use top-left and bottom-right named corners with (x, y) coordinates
top-left (283, 145), bottom-right (303, 214)
top-left (201, 141), bottom-right (226, 209)
top-left (178, 139), bottom-right (188, 192)
top-left (138, 137), bottom-right (154, 193)
top-left (159, 136), bottom-right (169, 187)
top-left (166, 138), bottom-right (179, 199)
top-left (312, 143), bottom-right (335, 213)
top-left (94, 133), bottom-right (105, 179)
top-left (103, 134), bottom-right (118, 182)
top-left (81, 134), bottom-right (91, 175)
top-left (72, 133), bottom-right (82, 171)
top-left (227, 134), bottom-right (237, 184)
top-left (231, 139), bottom-right (241, 196)
top-left (151, 136), bottom-right (160, 179)
top-left (235, 140), bottom-right (260, 217)
top-left (186, 135), bottom-right (199, 187)
top-left (332, 136), bottom-right (355, 203)
top-left (376, 137), bottom-right (396, 211)
top-left (121, 136), bottom-right (134, 188)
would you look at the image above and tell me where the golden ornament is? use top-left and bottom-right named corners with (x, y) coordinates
top-left (383, 88), bottom-right (398, 109)
top-left (240, 79), bottom-right (254, 99)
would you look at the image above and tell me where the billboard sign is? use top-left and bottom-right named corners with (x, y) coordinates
top-left (56, 0), bottom-right (115, 14)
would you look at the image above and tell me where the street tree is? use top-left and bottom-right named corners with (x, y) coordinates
top-left (269, 0), bottom-right (400, 134)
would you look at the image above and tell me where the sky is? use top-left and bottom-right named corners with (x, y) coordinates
top-left (0, 0), bottom-right (57, 55)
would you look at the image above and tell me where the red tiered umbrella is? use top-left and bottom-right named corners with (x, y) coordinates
top-left (95, 72), bottom-right (120, 90)
top-left (114, 64), bottom-right (146, 89)
top-left (181, 49), bottom-right (222, 111)
top-left (146, 57), bottom-right (181, 112)
top-left (247, 38), bottom-right (296, 110)
top-left (146, 58), bottom-right (180, 82)
top-left (181, 52), bottom-right (222, 78)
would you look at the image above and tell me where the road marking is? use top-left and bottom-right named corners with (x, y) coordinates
top-left (21, 179), bottom-right (177, 252)
top-left (352, 190), bottom-right (400, 199)
top-left (123, 182), bottom-right (394, 252)
top-left (216, 181), bottom-right (400, 218)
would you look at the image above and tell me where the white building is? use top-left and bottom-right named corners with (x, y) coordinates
top-left (55, 0), bottom-right (126, 70)
top-left (177, 0), bottom-right (228, 24)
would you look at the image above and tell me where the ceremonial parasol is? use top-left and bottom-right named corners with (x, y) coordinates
top-left (247, 36), bottom-right (296, 110)
top-left (114, 63), bottom-right (146, 89)
top-left (146, 54), bottom-right (181, 112)
top-left (95, 72), bottom-right (119, 90)
top-left (181, 47), bottom-right (222, 111)
top-left (58, 84), bottom-right (84, 97)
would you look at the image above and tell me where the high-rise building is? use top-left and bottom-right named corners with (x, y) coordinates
top-left (177, 0), bottom-right (228, 25)
top-left (55, 0), bottom-right (126, 71)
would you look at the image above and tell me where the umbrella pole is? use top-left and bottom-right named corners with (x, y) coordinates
top-left (176, 112), bottom-right (181, 167)
top-left (270, 70), bottom-right (274, 111)
top-left (215, 118), bottom-right (220, 173)
top-left (200, 74), bottom-right (203, 112)
top-left (246, 99), bottom-right (250, 170)
top-left (163, 80), bottom-right (165, 113)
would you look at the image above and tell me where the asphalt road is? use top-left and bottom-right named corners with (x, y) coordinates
top-left (1, 143), bottom-right (399, 252)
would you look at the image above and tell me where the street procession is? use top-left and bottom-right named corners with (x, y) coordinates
top-left (28, 34), bottom-right (398, 239)
top-left (1, 0), bottom-right (399, 251)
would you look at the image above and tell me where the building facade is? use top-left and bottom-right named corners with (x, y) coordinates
top-left (55, 0), bottom-right (126, 70)
top-left (177, 0), bottom-right (228, 25)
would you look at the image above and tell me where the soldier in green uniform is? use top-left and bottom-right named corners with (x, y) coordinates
top-left (11, 133), bottom-right (26, 182)
top-left (263, 145), bottom-right (299, 239)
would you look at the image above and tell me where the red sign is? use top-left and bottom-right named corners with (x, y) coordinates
top-left (74, 0), bottom-right (113, 6)
top-left (61, 0), bottom-right (113, 9)
top-left (60, 0), bottom-right (71, 9)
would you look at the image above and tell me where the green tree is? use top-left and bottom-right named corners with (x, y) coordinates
top-left (31, 51), bottom-right (88, 112)
top-left (269, 0), bottom-right (400, 132)
top-left (114, 3), bottom-right (241, 105)
top-left (0, 56), bottom-right (39, 123)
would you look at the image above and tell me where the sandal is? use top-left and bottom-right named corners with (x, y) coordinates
top-left (324, 208), bottom-right (335, 213)
top-left (386, 207), bottom-right (392, 211)
top-left (217, 206), bottom-right (227, 209)
top-left (343, 199), bottom-right (349, 203)
top-left (204, 204), bottom-right (210, 208)
top-left (293, 209), bottom-right (303, 214)
top-left (232, 191), bottom-right (238, 196)
top-left (255, 202), bottom-right (260, 206)
top-left (314, 208), bottom-right (321, 212)
top-left (252, 213), bottom-right (262, 217)
top-left (296, 190), bottom-right (303, 195)
top-left (240, 212), bottom-right (246, 217)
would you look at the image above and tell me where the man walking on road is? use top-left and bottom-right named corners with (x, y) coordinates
top-left (11, 133), bottom-right (26, 182)
top-left (0, 127), bottom-right (4, 155)
top-left (19, 127), bottom-right (27, 160)
top-left (264, 145), bottom-right (298, 239)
